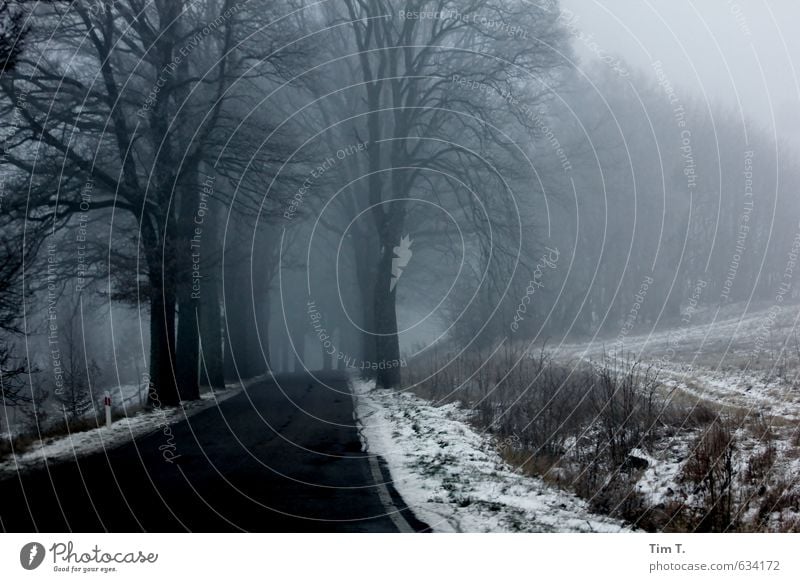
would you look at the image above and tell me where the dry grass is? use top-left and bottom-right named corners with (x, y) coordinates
top-left (403, 345), bottom-right (800, 532)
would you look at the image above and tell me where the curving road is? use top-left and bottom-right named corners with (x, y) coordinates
top-left (0, 371), bottom-right (428, 532)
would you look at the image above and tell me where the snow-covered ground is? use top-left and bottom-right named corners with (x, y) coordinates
top-left (0, 378), bottom-right (259, 479)
top-left (1, 381), bottom-right (149, 441)
top-left (352, 378), bottom-right (630, 533)
top-left (552, 300), bottom-right (800, 421)
top-left (546, 301), bottom-right (800, 528)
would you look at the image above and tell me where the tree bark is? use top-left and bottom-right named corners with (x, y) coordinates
top-left (173, 42), bottom-right (201, 400)
top-left (257, 288), bottom-right (271, 373)
top-left (149, 284), bottom-right (180, 407)
top-left (197, 190), bottom-right (225, 391)
top-left (373, 243), bottom-right (401, 388)
top-left (176, 187), bottom-right (201, 400)
top-left (322, 330), bottom-right (333, 371)
top-left (223, 257), bottom-right (262, 379)
top-left (279, 334), bottom-right (289, 373)
top-left (353, 231), bottom-right (378, 366)
top-left (199, 279), bottom-right (225, 390)
top-left (143, 212), bottom-right (180, 407)
top-left (176, 294), bottom-right (200, 400)
top-left (291, 325), bottom-right (305, 373)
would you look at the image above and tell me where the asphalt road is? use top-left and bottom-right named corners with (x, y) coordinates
top-left (0, 371), bottom-right (428, 532)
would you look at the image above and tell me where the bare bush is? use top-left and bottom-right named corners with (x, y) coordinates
top-left (681, 419), bottom-right (737, 531)
top-left (405, 342), bottom-right (800, 532)
top-left (20, 380), bottom-right (50, 435)
top-left (588, 357), bottom-right (660, 466)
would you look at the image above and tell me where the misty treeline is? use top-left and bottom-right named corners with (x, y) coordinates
top-left (1, 0), bottom-right (798, 426)
top-left (435, 62), bottom-right (800, 351)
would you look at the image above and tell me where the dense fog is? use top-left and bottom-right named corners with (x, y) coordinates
top-left (1, 0), bottom-right (799, 534)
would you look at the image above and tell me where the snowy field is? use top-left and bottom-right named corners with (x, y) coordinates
top-left (553, 300), bottom-right (800, 421)
top-left (395, 300), bottom-right (800, 531)
top-left (352, 378), bottom-right (630, 533)
top-left (547, 301), bottom-right (800, 530)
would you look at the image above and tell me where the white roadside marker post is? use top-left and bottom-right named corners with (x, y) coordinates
top-left (104, 393), bottom-right (112, 428)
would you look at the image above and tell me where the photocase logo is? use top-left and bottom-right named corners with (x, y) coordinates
top-left (390, 234), bottom-right (413, 292)
top-left (20, 542), bottom-right (46, 570)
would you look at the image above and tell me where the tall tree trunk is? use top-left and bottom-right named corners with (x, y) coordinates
top-left (144, 214), bottom-right (180, 407)
top-left (223, 258), bottom-right (261, 379)
top-left (372, 169), bottom-right (407, 389)
top-left (149, 284), bottom-right (180, 407)
top-left (200, 279), bottom-right (225, 390)
top-left (278, 330), bottom-right (288, 373)
top-left (322, 332), bottom-right (333, 371)
top-left (197, 189), bottom-right (225, 391)
top-left (176, 294), bottom-right (200, 400)
top-left (172, 41), bottom-right (201, 400)
top-left (256, 288), bottom-right (271, 373)
top-left (291, 325), bottom-right (305, 373)
top-left (176, 184), bottom-right (201, 399)
top-left (353, 224), bottom-right (378, 366)
top-left (374, 243), bottom-right (401, 388)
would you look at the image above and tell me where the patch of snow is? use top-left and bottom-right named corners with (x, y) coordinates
top-left (0, 377), bottom-right (257, 479)
top-left (631, 446), bottom-right (686, 506)
top-left (352, 378), bottom-right (631, 533)
top-left (551, 301), bottom-right (800, 422)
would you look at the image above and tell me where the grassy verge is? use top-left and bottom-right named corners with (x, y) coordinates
top-left (403, 346), bottom-right (800, 532)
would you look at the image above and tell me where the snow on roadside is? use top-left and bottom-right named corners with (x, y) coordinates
top-left (352, 378), bottom-right (631, 533)
top-left (0, 378), bottom-right (256, 479)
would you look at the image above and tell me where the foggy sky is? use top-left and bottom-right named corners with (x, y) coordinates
top-left (559, 0), bottom-right (800, 148)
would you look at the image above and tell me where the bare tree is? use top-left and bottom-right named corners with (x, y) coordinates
top-left (0, 179), bottom-right (49, 408)
top-left (0, 0), bottom-right (302, 405)
top-left (19, 376), bottom-right (49, 435)
top-left (301, 0), bottom-right (571, 387)
top-left (53, 297), bottom-right (98, 422)
top-left (0, 0), bottom-right (27, 72)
